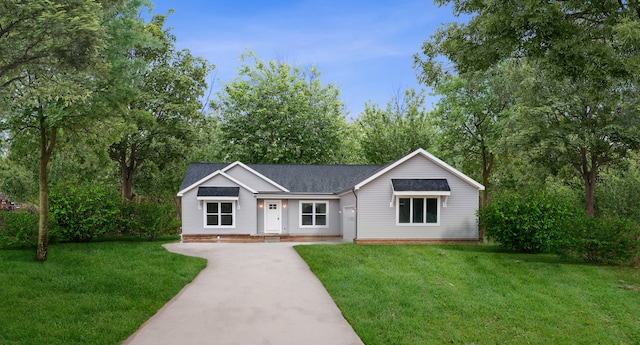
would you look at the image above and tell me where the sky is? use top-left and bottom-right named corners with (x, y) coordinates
top-left (144, 0), bottom-right (463, 117)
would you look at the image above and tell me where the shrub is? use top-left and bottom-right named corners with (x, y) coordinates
top-left (119, 202), bottom-right (180, 240)
top-left (559, 216), bottom-right (640, 265)
top-left (0, 211), bottom-right (39, 248)
top-left (480, 190), bottom-right (579, 253)
top-left (49, 184), bottom-right (122, 242)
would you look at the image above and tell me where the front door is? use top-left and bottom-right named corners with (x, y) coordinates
top-left (264, 200), bottom-right (282, 234)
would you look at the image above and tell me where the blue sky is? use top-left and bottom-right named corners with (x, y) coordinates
top-left (144, 0), bottom-right (462, 117)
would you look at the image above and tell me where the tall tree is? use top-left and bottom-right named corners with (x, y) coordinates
top-left (107, 13), bottom-right (212, 200)
top-left (0, 0), bottom-right (151, 260)
top-left (415, 0), bottom-right (640, 216)
top-left (213, 51), bottom-right (348, 164)
top-left (357, 88), bottom-right (432, 164)
top-left (430, 63), bottom-right (516, 209)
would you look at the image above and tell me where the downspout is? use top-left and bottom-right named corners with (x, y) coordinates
top-left (352, 189), bottom-right (358, 243)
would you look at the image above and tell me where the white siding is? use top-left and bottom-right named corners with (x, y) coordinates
top-left (357, 155), bottom-right (479, 240)
top-left (181, 174), bottom-right (256, 235)
top-left (224, 165), bottom-right (283, 192)
top-left (279, 199), bottom-right (341, 236)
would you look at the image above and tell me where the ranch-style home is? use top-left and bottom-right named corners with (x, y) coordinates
top-left (177, 149), bottom-right (484, 243)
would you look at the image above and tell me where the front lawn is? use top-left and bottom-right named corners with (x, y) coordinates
top-left (0, 241), bottom-right (206, 345)
top-left (295, 244), bottom-right (640, 344)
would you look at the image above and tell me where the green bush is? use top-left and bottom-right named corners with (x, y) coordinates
top-left (480, 190), bottom-right (579, 253)
top-left (49, 185), bottom-right (122, 242)
top-left (559, 216), bottom-right (640, 265)
top-left (119, 202), bottom-right (180, 240)
top-left (0, 211), bottom-right (39, 248)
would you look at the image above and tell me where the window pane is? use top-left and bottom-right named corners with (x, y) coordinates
top-left (315, 203), bottom-right (326, 214)
top-left (207, 215), bottom-right (218, 226)
top-left (220, 202), bottom-right (233, 213)
top-left (207, 202), bottom-right (218, 213)
top-left (399, 198), bottom-right (410, 223)
top-left (413, 198), bottom-right (425, 223)
top-left (221, 215), bottom-right (233, 226)
top-left (302, 215), bottom-right (313, 225)
top-left (302, 203), bottom-right (313, 214)
top-left (426, 198), bottom-right (438, 223)
top-left (316, 215), bottom-right (327, 226)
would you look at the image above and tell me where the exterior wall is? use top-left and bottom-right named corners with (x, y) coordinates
top-left (181, 174), bottom-right (256, 235)
top-left (255, 199), bottom-right (341, 236)
top-left (356, 155), bottom-right (479, 240)
top-left (224, 165), bottom-right (283, 192)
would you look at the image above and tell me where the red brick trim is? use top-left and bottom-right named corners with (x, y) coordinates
top-left (181, 234), bottom-right (342, 243)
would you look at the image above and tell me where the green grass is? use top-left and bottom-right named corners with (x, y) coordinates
top-left (0, 241), bottom-right (206, 345)
top-left (295, 244), bottom-right (640, 345)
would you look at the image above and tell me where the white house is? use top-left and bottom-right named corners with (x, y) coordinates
top-left (177, 149), bottom-right (484, 243)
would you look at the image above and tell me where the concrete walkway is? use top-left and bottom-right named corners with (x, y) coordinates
top-left (123, 242), bottom-right (364, 345)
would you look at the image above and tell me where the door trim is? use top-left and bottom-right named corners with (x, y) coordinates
top-left (264, 200), bottom-right (282, 234)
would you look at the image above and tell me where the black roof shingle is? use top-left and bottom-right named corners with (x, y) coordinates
top-left (179, 162), bottom-right (384, 194)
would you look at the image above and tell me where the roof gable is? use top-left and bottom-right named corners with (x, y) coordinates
top-left (222, 162), bottom-right (289, 192)
top-left (177, 170), bottom-right (258, 196)
top-left (355, 149), bottom-right (485, 191)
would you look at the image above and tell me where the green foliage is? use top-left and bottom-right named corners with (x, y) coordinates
top-left (559, 216), bottom-right (640, 265)
top-left (107, 13), bottom-right (213, 199)
top-left (357, 88), bottom-right (432, 164)
top-left (120, 202), bottom-right (180, 240)
top-left (480, 190), bottom-right (580, 253)
top-left (0, 211), bottom-right (39, 248)
top-left (49, 185), bottom-right (121, 242)
top-left (416, 1), bottom-right (640, 217)
top-left (0, 0), bottom-right (105, 96)
top-left (213, 50), bottom-right (348, 164)
top-left (596, 157), bottom-right (640, 222)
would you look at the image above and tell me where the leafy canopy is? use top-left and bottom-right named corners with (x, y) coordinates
top-left (213, 51), bottom-right (348, 164)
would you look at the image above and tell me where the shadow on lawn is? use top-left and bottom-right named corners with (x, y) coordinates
top-left (433, 244), bottom-right (586, 265)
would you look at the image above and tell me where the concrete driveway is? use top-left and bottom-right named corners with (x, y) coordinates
top-left (123, 242), bottom-right (364, 345)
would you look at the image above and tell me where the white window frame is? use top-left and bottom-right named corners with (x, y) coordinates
top-left (396, 196), bottom-right (440, 226)
top-left (299, 201), bottom-right (329, 228)
top-left (203, 200), bottom-right (236, 228)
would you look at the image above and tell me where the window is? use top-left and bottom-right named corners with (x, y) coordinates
top-left (205, 201), bottom-right (235, 227)
top-left (398, 197), bottom-right (439, 225)
top-left (300, 201), bottom-right (328, 227)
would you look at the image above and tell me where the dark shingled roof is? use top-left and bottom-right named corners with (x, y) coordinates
top-left (391, 179), bottom-right (450, 192)
top-left (197, 187), bottom-right (240, 197)
top-left (180, 162), bottom-right (385, 194)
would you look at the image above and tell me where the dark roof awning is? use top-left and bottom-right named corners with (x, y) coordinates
top-left (391, 179), bottom-right (451, 195)
top-left (197, 187), bottom-right (240, 199)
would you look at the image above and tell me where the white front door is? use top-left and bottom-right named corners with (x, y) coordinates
top-left (264, 200), bottom-right (282, 234)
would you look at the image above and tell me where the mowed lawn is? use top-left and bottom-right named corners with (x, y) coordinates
top-left (295, 244), bottom-right (640, 345)
top-left (0, 241), bottom-right (206, 345)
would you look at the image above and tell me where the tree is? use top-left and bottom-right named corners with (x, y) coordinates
top-left (0, 0), bottom-right (151, 261)
top-left (415, 0), bottom-right (640, 216)
top-left (0, 0), bottom-right (104, 93)
top-left (107, 13), bottom-right (212, 200)
top-left (357, 88), bottom-right (433, 164)
top-left (430, 63), bottom-right (516, 210)
top-left (213, 51), bottom-right (348, 164)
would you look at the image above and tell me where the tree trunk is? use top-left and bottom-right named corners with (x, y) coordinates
top-left (478, 148), bottom-right (494, 242)
top-left (579, 149), bottom-right (598, 218)
top-left (584, 169), bottom-right (597, 218)
top-left (121, 164), bottom-right (134, 200)
top-left (119, 143), bottom-right (137, 200)
top-left (35, 118), bottom-right (57, 261)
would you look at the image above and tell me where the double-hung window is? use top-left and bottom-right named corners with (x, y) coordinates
top-left (398, 197), bottom-right (439, 225)
top-left (205, 201), bottom-right (235, 227)
top-left (300, 201), bottom-right (328, 227)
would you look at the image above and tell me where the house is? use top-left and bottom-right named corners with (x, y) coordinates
top-left (177, 149), bottom-right (485, 243)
